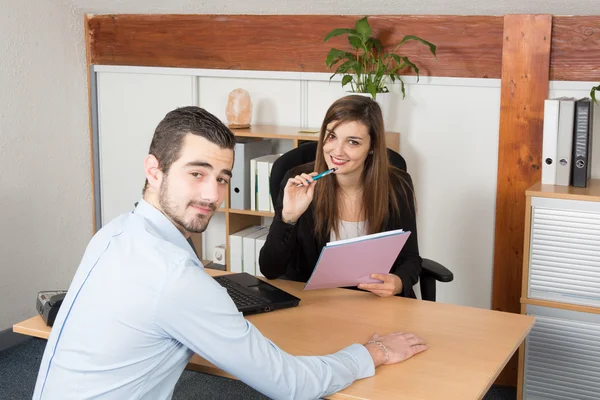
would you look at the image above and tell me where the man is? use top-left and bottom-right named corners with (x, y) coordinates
top-left (33, 107), bottom-right (427, 399)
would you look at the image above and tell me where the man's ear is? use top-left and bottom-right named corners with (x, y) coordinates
top-left (144, 154), bottom-right (163, 190)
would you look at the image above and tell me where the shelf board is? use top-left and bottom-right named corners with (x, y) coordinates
top-left (231, 125), bottom-right (320, 141)
top-left (230, 124), bottom-right (400, 153)
top-left (526, 179), bottom-right (600, 202)
top-left (521, 297), bottom-right (600, 315)
top-left (226, 208), bottom-right (274, 217)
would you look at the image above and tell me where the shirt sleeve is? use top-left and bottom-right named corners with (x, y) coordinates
top-left (155, 261), bottom-right (375, 400)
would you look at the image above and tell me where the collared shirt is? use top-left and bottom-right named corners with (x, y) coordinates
top-left (33, 199), bottom-right (374, 400)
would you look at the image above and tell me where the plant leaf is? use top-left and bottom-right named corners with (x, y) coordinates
top-left (399, 56), bottom-right (420, 78)
top-left (324, 28), bottom-right (356, 42)
top-left (336, 59), bottom-right (360, 74)
top-left (342, 75), bottom-right (354, 87)
top-left (348, 34), bottom-right (364, 50)
top-left (399, 78), bottom-right (406, 99)
top-left (367, 38), bottom-right (383, 55)
top-left (591, 84), bottom-right (600, 104)
top-left (355, 17), bottom-right (371, 40)
top-left (327, 50), bottom-right (356, 82)
top-left (374, 61), bottom-right (387, 91)
top-left (387, 53), bottom-right (402, 66)
top-left (325, 48), bottom-right (353, 68)
top-left (397, 35), bottom-right (437, 58)
top-left (367, 82), bottom-right (377, 99)
top-left (354, 62), bottom-right (362, 77)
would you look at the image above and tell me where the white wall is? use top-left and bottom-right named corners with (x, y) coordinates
top-left (0, 0), bottom-right (89, 332)
top-left (388, 78), bottom-right (502, 307)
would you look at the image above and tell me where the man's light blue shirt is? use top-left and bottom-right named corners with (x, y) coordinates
top-left (33, 199), bottom-right (374, 399)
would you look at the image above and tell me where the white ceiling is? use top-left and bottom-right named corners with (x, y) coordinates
top-left (72, 0), bottom-right (600, 16)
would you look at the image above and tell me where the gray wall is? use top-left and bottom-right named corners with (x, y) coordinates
top-left (0, 0), bottom-right (90, 334)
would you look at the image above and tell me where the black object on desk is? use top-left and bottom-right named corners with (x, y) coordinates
top-left (36, 290), bottom-right (67, 327)
top-left (214, 273), bottom-right (300, 315)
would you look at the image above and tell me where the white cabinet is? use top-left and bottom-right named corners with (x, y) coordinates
top-left (523, 305), bottom-right (600, 399)
top-left (95, 72), bottom-right (195, 225)
top-left (528, 197), bottom-right (600, 308)
top-left (519, 180), bottom-right (600, 399)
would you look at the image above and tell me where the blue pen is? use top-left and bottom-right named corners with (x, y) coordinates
top-left (296, 167), bottom-right (338, 187)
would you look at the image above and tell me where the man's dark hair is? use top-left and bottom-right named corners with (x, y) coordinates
top-left (143, 106), bottom-right (236, 193)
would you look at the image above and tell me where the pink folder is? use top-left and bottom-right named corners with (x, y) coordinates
top-left (304, 229), bottom-right (411, 290)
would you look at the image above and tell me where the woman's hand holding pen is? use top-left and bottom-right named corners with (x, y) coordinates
top-left (281, 172), bottom-right (319, 224)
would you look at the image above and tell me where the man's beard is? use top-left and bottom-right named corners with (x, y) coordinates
top-left (158, 180), bottom-right (216, 234)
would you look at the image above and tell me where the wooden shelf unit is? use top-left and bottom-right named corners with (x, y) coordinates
top-left (217, 125), bottom-right (399, 269)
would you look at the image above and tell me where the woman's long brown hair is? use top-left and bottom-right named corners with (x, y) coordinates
top-left (312, 95), bottom-right (413, 242)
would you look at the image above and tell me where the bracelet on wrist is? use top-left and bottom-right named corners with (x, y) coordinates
top-left (367, 340), bottom-right (389, 363)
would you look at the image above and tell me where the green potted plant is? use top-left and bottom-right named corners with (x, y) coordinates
top-left (324, 16), bottom-right (437, 100)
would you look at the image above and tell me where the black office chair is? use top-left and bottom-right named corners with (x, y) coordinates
top-left (269, 141), bottom-right (453, 302)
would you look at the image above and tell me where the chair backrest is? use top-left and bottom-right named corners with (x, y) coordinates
top-left (270, 141), bottom-right (407, 208)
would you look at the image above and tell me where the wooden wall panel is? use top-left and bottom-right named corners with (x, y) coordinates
top-left (492, 14), bottom-right (552, 386)
top-left (87, 15), bottom-right (503, 79)
top-left (551, 16), bottom-right (600, 81)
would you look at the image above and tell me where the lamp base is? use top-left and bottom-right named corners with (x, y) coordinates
top-left (228, 123), bottom-right (251, 129)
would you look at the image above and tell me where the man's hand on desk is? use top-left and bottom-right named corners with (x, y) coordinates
top-left (364, 332), bottom-right (428, 367)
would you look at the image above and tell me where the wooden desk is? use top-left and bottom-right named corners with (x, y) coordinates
top-left (14, 270), bottom-right (534, 399)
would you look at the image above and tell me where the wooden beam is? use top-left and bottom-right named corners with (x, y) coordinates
top-left (551, 16), bottom-right (600, 81)
top-left (492, 14), bottom-right (552, 386)
top-left (87, 15), bottom-right (503, 79)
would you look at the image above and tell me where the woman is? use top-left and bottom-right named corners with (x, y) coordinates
top-left (259, 95), bottom-right (421, 298)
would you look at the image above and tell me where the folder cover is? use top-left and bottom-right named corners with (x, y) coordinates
top-left (541, 99), bottom-right (560, 185)
top-left (571, 98), bottom-right (594, 188)
top-left (555, 97), bottom-right (576, 186)
top-left (230, 139), bottom-right (272, 210)
top-left (304, 229), bottom-right (411, 290)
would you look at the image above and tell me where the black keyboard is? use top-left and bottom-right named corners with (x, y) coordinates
top-left (214, 276), bottom-right (264, 309)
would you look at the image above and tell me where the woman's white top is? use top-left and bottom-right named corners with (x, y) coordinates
top-left (330, 219), bottom-right (367, 242)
